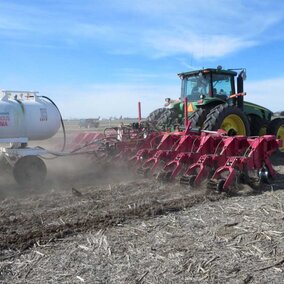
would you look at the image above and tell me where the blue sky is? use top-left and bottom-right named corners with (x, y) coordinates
top-left (1, 0), bottom-right (284, 118)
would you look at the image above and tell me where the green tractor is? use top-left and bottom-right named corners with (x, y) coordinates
top-left (147, 66), bottom-right (284, 153)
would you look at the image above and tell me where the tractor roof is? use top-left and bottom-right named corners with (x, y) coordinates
top-left (178, 68), bottom-right (238, 78)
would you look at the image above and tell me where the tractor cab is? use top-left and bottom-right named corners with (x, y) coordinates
top-left (179, 67), bottom-right (238, 103)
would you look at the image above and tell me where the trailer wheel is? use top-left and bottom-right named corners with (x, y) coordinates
top-left (13, 156), bottom-right (47, 187)
top-left (203, 103), bottom-right (250, 136)
top-left (267, 118), bottom-right (284, 154)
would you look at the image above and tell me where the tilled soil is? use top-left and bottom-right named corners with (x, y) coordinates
top-left (0, 177), bottom-right (284, 283)
top-left (0, 175), bottom-right (222, 252)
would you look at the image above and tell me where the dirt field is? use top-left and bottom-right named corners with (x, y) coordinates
top-left (0, 121), bottom-right (284, 283)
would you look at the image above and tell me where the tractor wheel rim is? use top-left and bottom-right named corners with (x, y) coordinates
top-left (259, 126), bottom-right (267, 136)
top-left (221, 114), bottom-right (246, 135)
top-left (277, 125), bottom-right (284, 152)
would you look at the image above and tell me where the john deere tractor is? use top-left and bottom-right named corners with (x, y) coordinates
top-left (147, 66), bottom-right (284, 153)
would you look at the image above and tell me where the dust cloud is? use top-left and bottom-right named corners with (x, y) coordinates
top-left (0, 153), bottom-right (137, 200)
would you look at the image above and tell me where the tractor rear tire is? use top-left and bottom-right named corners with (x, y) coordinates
top-left (249, 115), bottom-right (269, 136)
top-left (267, 118), bottom-right (284, 155)
top-left (188, 108), bottom-right (207, 130)
top-left (202, 103), bottom-right (250, 136)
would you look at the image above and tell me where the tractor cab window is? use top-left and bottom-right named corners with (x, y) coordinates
top-left (212, 74), bottom-right (233, 100)
top-left (181, 73), bottom-right (210, 102)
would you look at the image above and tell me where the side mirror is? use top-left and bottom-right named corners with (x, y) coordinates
top-left (241, 70), bottom-right (247, 81)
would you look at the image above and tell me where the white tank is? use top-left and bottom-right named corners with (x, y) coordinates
top-left (0, 91), bottom-right (61, 140)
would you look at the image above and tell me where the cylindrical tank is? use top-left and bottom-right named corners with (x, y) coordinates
top-left (0, 91), bottom-right (61, 140)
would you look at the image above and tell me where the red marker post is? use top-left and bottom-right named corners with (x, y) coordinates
top-left (138, 101), bottom-right (142, 124)
top-left (184, 97), bottom-right (188, 127)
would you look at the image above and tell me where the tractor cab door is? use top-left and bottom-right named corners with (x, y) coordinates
top-left (181, 73), bottom-right (211, 101)
top-left (211, 73), bottom-right (235, 101)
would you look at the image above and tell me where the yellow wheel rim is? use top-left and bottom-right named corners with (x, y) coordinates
top-left (221, 114), bottom-right (246, 135)
top-left (259, 126), bottom-right (267, 136)
top-left (276, 125), bottom-right (284, 152)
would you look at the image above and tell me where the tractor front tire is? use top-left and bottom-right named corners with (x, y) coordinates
top-left (249, 115), bottom-right (269, 136)
top-left (147, 108), bottom-right (166, 124)
top-left (157, 108), bottom-right (179, 130)
top-left (267, 118), bottom-right (284, 155)
top-left (202, 103), bottom-right (250, 136)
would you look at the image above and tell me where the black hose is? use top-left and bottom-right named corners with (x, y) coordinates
top-left (40, 96), bottom-right (66, 152)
